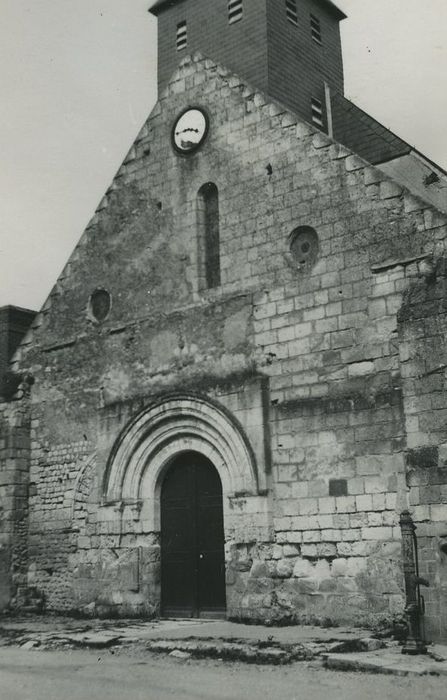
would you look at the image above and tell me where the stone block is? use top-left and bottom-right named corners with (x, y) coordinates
top-left (363, 167), bottom-right (383, 185)
top-left (302, 530), bottom-right (321, 543)
top-left (345, 155), bottom-right (365, 172)
top-left (318, 497), bottom-right (336, 514)
top-left (356, 494), bottom-right (372, 511)
top-left (320, 529), bottom-right (342, 542)
top-left (331, 558), bottom-right (348, 577)
top-left (412, 505), bottom-right (430, 522)
top-left (351, 541), bottom-right (375, 557)
top-left (346, 557), bottom-right (367, 576)
top-left (364, 476), bottom-right (387, 494)
top-left (380, 180), bottom-right (403, 199)
top-left (317, 514), bottom-right (334, 529)
top-left (348, 361), bottom-right (374, 377)
top-left (382, 511), bottom-right (398, 526)
top-left (333, 514), bottom-right (350, 529)
top-left (296, 578), bottom-right (318, 594)
top-left (290, 515), bottom-right (318, 530)
top-left (371, 494), bottom-right (386, 511)
top-left (319, 577), bottom-right (338, 592)
top-left (349, 512), bottom-right (368, 528)
top-left (299, 498), bottom-right (318, 515)
top-left (337, 542), bottom-right (353, 556)
top-left (301, 544), bottom-right (318, 558)
top-left (355, 457), bottom-right (382, 476)
top-left (293, 558), bottom-right (314, 578)
top-left (250, 561), bottom-right (270, 578)
top-left (313, 559), bottom-right (331, 578)
top-left (317, 542), bottom-right (337, 558)
top-left (283, 544), bottom-right (300, 557)
top-left (275, 559), bottom-right (294, 578)
top-left (308, 479), bottom-right (328, 497)
top-left (341, 529), bottom-right (361, 541)
top-left (335, 496), bottom-right (356, 513)
top-left (431, 504), bottom-right (447, 522)
top-left (361, 526), bottom-right (394, 541)
top-left (287, 531), bottom-right (303, 544)
top-left (272, 545), bottom-right (283, 560)
top-left (367, 512), bottom-right (382, 527)
top-left (312, 132), bottom-right (332, 149)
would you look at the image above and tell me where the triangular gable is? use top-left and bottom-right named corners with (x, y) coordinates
top-left (11, 51), bottom-right (447, 373)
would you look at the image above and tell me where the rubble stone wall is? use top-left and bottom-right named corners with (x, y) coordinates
top-left (0, 397), bottom-right (30, 610)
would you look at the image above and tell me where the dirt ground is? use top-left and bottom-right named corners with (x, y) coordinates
top-left (1, 645), bottom-right (447, 700)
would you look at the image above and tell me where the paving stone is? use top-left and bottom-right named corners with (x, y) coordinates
top-left (169, 649), bottom-right (192, 659)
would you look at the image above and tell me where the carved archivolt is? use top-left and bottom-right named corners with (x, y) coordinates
top-left (103, 394), bottom-right (259, 508)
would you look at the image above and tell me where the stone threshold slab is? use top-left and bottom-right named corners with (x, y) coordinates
top-left (324, 649), bottom-right (447, 676)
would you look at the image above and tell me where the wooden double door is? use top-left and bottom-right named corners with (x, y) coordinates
top-left (160, 452), bottom-right (226, 618)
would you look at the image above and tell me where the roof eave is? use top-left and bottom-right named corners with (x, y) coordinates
top-left (149, 0), bottom-right (185, 17)
top-left (323, 0), bottom-right (347, 21)
top-left (149, 0), bottom-right (347, 20)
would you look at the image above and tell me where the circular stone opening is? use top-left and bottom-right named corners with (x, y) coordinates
top-left (289, 226), bottom-right (319, 269)
top-left (172, 107), bottom-right (209, 154)
top-left (88, 289), bottom-right (111, 322)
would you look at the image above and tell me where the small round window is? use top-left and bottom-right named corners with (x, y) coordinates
top-left (172, 107), bottom-right (208, 154)
top-left (289, 226), bottom-right (319, 269)
top-left (88, 289), bottom-right (111, 322)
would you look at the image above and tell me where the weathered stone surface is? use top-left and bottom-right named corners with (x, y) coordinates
top-left (1, 45), bottom-right (447, 639)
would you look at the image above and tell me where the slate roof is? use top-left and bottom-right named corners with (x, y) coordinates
top-left (149, 0), bottom-right (346, 20)
top-left (331, 93), bottom-right (411, 165)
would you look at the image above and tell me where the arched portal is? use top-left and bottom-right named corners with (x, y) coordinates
top-left (101, 393), bottom-right (271, 617)
top-left (102, 394), bottom-right (260, 531)
top-left (161, 451), bottom-right (226, 618)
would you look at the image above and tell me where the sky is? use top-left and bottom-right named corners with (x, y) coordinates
top-left (1, 0), bottom-right (447, 311)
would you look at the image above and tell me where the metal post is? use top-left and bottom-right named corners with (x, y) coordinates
top-left (399, 510), bottom-right (428, 654)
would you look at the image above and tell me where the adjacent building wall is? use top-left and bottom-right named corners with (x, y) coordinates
top-left (0, 306), bottom-right (35, 610)
top-left (0, 306), bottom-right (35, 383)
top-left (0, 397), bottom-right (31, 610)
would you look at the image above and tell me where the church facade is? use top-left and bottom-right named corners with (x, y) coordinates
top-left (1, 0), bottom-right (447, 640)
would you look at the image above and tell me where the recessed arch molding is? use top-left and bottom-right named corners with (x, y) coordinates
top-left (102, 393), bottom-right (260, 508)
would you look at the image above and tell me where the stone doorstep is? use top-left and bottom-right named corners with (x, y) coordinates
top-left (323, 647), bottom-right (447, 677)
top-left (145, 639), bottom-right (310, 665)
top-left (10, 616), bottom-right (447, 669)
top-left (9, 630), bottom-right (390, 664)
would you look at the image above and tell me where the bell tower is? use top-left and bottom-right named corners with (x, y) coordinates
top-left (150, 0), bottom-right (346, 130)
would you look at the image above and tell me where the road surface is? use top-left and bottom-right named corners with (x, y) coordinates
top-left (0, 646), bottom-right (446, 700)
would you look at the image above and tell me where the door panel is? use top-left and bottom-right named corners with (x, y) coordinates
top-left (161, 452), bottom-right (226, 618)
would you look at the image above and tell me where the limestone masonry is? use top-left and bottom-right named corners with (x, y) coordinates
top-left (1, 0), bottom-right (447, 641)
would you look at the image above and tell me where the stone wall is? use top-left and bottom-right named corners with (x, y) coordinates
top-left (397, 257), bottom-right (447, 640)
top-left (0, 395), bottom-right (30, 610)
top-left (4, 54), bottom-right (447, 634)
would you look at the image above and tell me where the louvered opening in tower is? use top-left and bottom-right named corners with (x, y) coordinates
top-left (311, 97), bottom-right (324, 127)
top-left (176, 21), bottom-right (187, 51)
top-left (228, 0), bottom-right (243, 25)
top-left (310, 14), bottom-right (322, 44)
top-left (285, 0), bottom-right (298, 26)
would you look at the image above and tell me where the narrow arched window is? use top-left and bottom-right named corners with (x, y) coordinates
top-left (198, 183), bottom-right (220, 289)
